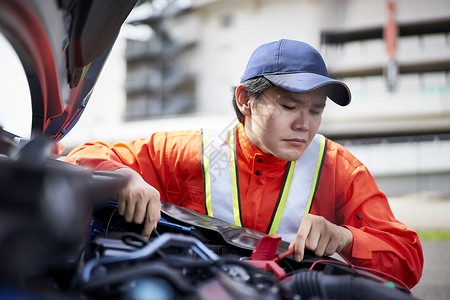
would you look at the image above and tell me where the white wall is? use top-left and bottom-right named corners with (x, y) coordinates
top-left (58, 0), bottom-right (449, 157)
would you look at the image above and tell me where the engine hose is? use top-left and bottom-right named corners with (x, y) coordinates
top-left (281, 271), bottom-right (416, 300)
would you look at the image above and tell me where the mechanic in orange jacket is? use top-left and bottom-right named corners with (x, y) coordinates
top-left (65, 39), bottom-right (423, 288)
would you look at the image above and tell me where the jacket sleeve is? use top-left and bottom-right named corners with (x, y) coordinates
top-left (63, 137), bottom-right (165, 195)
top-left (64, 130), bottom-right (203, 205)
top-left (336, 163), bottom-right (424, 289)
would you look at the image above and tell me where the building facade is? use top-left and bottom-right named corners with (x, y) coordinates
top-left (63, 0), bottom-right (450, 197)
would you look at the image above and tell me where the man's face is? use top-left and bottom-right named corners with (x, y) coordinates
top-left (244, 86), bottom-right (326, 161)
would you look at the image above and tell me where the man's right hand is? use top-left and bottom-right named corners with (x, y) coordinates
top-left (114, 168), bottom-right (161, 238)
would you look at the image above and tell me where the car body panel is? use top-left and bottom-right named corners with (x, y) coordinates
top-left (0, 0), bottom-right (137, 140)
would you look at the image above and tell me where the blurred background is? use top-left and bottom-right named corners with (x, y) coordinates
top-left (0, 0), bottom-right (449, 298)
top-left (1, 0), bottom-right (449, 199)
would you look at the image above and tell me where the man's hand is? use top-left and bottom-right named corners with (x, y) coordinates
top-left (289, 214), bottom-right (353, 261)
top-left (114, 168), bottom-right (161, 238)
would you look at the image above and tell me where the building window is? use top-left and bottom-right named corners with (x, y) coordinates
top-left (124, 2), bottom-right (197, 120)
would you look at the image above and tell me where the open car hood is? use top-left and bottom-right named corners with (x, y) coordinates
top-left (0, 0), bottom-right (137, 141)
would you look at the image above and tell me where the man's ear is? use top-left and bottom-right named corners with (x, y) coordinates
top-left (235, 85), bottom-right (251, 116)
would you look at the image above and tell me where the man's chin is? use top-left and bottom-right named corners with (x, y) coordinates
top-left (275, 150), bottom-right (304, 162)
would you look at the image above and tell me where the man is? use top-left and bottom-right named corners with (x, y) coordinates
top-left (65, 39), bottom-right (423, 288)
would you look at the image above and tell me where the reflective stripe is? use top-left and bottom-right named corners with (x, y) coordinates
top-left (229, 129), bottom-right (243, 226)
top-left (266, 161), bottom-right (296, 235)
top-left (307, 134), bottom-right (327, 212)
top-left (201, 130), bottom-right (213, 217)
top-left (201, 128), bottom-right (237, 224)
top-left (202, 127), bottom-right (326, 239)
top-left (275, 134), bottom-right (327, 242)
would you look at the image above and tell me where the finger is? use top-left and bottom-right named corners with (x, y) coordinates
top-left (124, 198), bottom-right (135, 223)
top-left (324, 239), bottom-right (340, 256)
top-left (141, 201), bottom-right (161, 238)
top-left (313, 233), bottom-right (330, 257)
top-left (141, 212), bottom-right (159, 238)
top-left (133, 198), bottom-right (147, 224)
top-left (141, 218), bottom-right (156, 239)
top-left (288, 241), bottom-right (295, 250)
top-left (305, 225), bottom-right (321, 254)
top-left (305, 215), bottom-right (333, 257)
top-left (117, 194), bottom-right (126, 216)
top-left (294, 217), bottom-right (312, 261)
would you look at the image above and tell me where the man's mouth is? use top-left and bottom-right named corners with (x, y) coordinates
top-left (283, 138), bottom-right (307, 146)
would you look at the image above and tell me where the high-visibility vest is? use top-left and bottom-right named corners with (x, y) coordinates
top-left (201, 127), bottom-right (327, 241)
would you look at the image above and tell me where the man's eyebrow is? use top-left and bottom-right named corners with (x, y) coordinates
top-left (314, 101), bottom-right (327, 108)
top-left (280, 95), bottom-right (326, 108)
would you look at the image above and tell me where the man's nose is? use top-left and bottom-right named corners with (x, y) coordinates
top-left (292, 110), bottom-right (309, 131)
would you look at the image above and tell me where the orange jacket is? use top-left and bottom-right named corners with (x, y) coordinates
top-left (65, 123), bottom-right (423, 288)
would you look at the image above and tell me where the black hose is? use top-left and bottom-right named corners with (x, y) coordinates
top-left (82, 262), bottom-right (196, 295)
top-left (281, 271), bottom-right (416, 300)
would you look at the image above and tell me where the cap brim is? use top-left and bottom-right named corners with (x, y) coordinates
top-left (264, 73), bottom-right (351, 106)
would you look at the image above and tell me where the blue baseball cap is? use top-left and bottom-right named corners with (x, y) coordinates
top-left (240, 39), bottom-right (351, 106)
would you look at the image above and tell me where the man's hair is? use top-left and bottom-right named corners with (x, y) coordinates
top-left (231, 77), bottom-right (274, 123)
